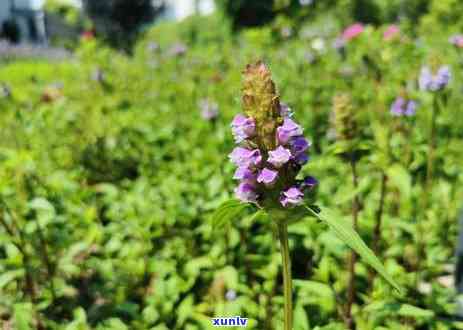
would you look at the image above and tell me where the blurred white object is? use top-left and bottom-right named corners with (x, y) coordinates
top-left (163, 0), bottom-right (215, 21)
top-left (311, 38), bottom-right (326, 53)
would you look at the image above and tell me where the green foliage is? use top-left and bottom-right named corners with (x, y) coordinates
top-left (82, 0), bottom-right (165, 50)
top-left (0, 9), bottom-right (463, 330)
top-left (305, 206), bottom-right (402, 293)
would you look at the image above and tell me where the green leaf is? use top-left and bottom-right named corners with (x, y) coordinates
top-left (386, 165), bottom-right (411, 199)
top-left (0, 269), bottom-right (23, 289)
top-left (305, 206), bottom-right (402, 293)
top-left (177, 295), bottom-right (194, 327)
top-left (396, 304), bottom-right (434, 319)
top-left (294, 302), bottom-right (310, 330)
top-left (210, 199), bottom-right (250, 229)
top-left (365, 301), bottom-right (434, 319)
top-left (13, 303), bottom-right (33, 330)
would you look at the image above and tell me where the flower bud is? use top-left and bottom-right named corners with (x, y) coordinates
top-left (242, 61), bottom-right (281, 151)
top-left (332, 93), bottom-right (356, 141)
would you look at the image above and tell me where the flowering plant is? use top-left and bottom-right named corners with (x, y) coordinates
top-left (229, 62), bottom-right (317, 210)
top-left (213, 61), bottom-right (401, 330)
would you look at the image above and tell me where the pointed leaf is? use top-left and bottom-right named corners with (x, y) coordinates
top-left (210, 199), bottom-right (250, 229)
top-left (305, 206), bottom-right (402, 293)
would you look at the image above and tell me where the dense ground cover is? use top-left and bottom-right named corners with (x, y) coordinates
top-left (1, 12), bottom-right (463, 329)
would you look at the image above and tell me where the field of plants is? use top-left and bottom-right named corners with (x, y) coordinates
top-left (1, 5), bottom-right (463, 330)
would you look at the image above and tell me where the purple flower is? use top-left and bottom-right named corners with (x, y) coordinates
top-left (257, 168), bottom-right (278, 185)
top-left (169, 42), bottom-right (187, 56)
top-left (225, 290), bottom-right (237, 301)
top-left (390, 97), bottom-right (406, 116)
top-left (404, 100), bottom-right (417, 116)
top-left (235, 182), bottom-right (258, 203)
top-left (419, 66), bottom-right (451, 91)
top-left (294, 153), bottom-right (309, 165)
top-left (199, 99), bottom-right (219, 121)
top-left (231, 114), bottom-right (256, 143)
top-left (277, 118), bottom-right (303, 145)
top-left (279, 103), bottom-right (293, 118)
top-left (435, 66), bottom-right (451, 89)
top-left (233, 166), bottom-right (256, 181)
top-left (302, 176), bottom-right (318, 189)
top-left (280, 187), bottom-right (304, 207)
top-left (290, 136), bottom-right (310, 156)
top-left (229, 147), bottom-right (261, 167)
top-left (268, 146), bottom-right (292, 168)
top-left (390, 97), bottom-right (418, 117)
top-left (449, 35), bottom-right (463, 48)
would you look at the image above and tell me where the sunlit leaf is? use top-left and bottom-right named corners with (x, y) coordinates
top-left (210, 199), bottom-right (250, 229)
top-left (305, 206), bottom-right (402, 293)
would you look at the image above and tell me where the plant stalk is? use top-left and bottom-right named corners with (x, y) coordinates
top-left (346, 156), bottom-right (360, 329)
top-left (278, 223), bottom-right (293, 330)
top-left (416, 94), bottom-right (439, 283)
top-left (34, 216), bottom-right (57, 302)
top-left (425, 95), bottom-right (439, 194)
top-left (368, 172), bottom-right (387, 290)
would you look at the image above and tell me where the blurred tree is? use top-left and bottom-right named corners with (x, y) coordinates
top-left (2, 19), bottom-right (21, 43)
top-left (215, 0), bottom-right (276, 29)
top-left (215, 0), bottom-right (431, 31)
top-left (83, 0), bottom-right (165, 50)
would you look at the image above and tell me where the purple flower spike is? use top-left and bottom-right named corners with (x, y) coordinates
top-left (230, 63), bottom-right (318, 207)
top-left (280, 187), bottom-right (304, 207)
top-left (390, 97), bottom-right (418, 117)
top-left (235, 182), bottom-right (258, 203)
top-left (419, 65), bottom-right (451, 91)
top-left (233, 166), bottom-right (256, 181)
top-left (257, 168), bottom-right (278, 185)
top-left (229, 147), bottom-right (261, 167)
top-left (231, 114), bottom-right (256, 143)
top-left (419, 67), bottom-right (433, 91)
top-left (268, 146), bottom-right (292, 168)
top-left (277, 118), bottom-right (303, 145)
top-left (390, 97), bottom-right (406, 116)
top-left (435, 66), bottom-right (451, 89)
top-left (405, 100), bottom-right (417, 116)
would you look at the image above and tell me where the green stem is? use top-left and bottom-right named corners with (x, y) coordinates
top-left (425, 95), bottom-right (439, 191)
top-left (416, 94), bottom-right (439, 283)
top-left (278, 223), bottom-right (292, 330)
top-left (346, 156), bottom-right (360, 329)
top-left (368, 172), bottom-right (387, 291)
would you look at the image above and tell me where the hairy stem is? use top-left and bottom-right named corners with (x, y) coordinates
top-left (346, 157), bottom-right (360, 329)
top-left (368, 173), bottom-right (388, 290)
top-left (278, 223), bottom-right (293, 330)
